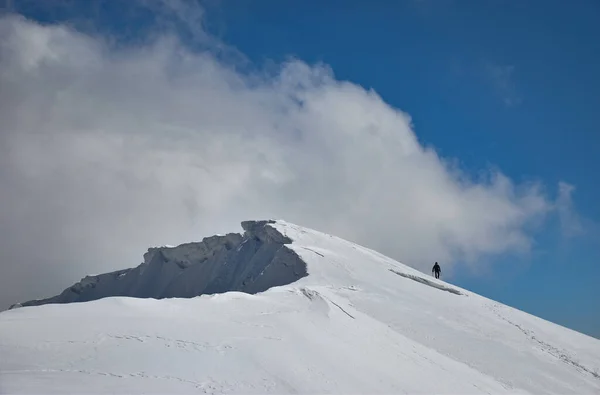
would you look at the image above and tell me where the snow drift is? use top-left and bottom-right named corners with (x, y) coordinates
top-left (9, 220), bottom-right (307, 309)
top-left (1, 220), bottom-right (599, 394)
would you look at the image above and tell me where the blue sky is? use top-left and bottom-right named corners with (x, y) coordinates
top-left (2, 0), bottom-right (599, 338)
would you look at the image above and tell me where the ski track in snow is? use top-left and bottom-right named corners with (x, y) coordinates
top-left (488, 303), bottom-right (600, 380)
top-left (5, 369), bottom-right (202, 386)
top-left (3, 368), bottom-right (252, 394)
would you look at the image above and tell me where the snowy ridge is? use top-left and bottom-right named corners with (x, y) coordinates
top-left (9, 220), bottom-right (307, 309)
top-left (1, 219), bottom-right (599, 394)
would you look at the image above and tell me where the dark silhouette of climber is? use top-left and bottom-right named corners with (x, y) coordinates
top-left (432, 262), bottom-right (441, 279)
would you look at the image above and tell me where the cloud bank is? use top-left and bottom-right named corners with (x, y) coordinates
top-left (0, 11), bottom-right (565, 307)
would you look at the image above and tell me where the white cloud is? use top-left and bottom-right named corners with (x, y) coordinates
top-left (556, 182), bottom-right (582, 237)
top-left (0, 13), bottom-right (567, 306)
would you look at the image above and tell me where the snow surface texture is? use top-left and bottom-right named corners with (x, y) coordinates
top-left (1, 220), bottom-right (599, 394)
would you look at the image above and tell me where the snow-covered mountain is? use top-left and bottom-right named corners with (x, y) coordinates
top-left (1, 220), bottom-right (599, 394)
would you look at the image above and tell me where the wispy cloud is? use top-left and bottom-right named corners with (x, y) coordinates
top-left (485, 62), bottom-right (523, 106)
top-left (556, 182), bottom-right (583, 237)
top-left (0, 7), bottom-right (575, 307)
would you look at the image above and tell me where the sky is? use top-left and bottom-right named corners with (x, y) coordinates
top-left (0, 0), bottom-right (598, 338)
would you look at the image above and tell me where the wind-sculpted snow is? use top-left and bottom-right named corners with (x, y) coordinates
top-left (1, 220), bottom-right (599, 394)
top-left (389, 269), bottom-right (464, 295)
top-left (9, 220), bottom-right (307, 309)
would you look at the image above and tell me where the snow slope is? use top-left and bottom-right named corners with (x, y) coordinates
top-left (1, 220), bottom-right (599, 394)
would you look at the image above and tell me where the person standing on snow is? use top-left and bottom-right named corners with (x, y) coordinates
top-left (432, 262), bottom-right (441, 279)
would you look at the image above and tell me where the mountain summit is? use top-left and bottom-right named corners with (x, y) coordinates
top-left (1, 220), bottom-right (599, 394)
